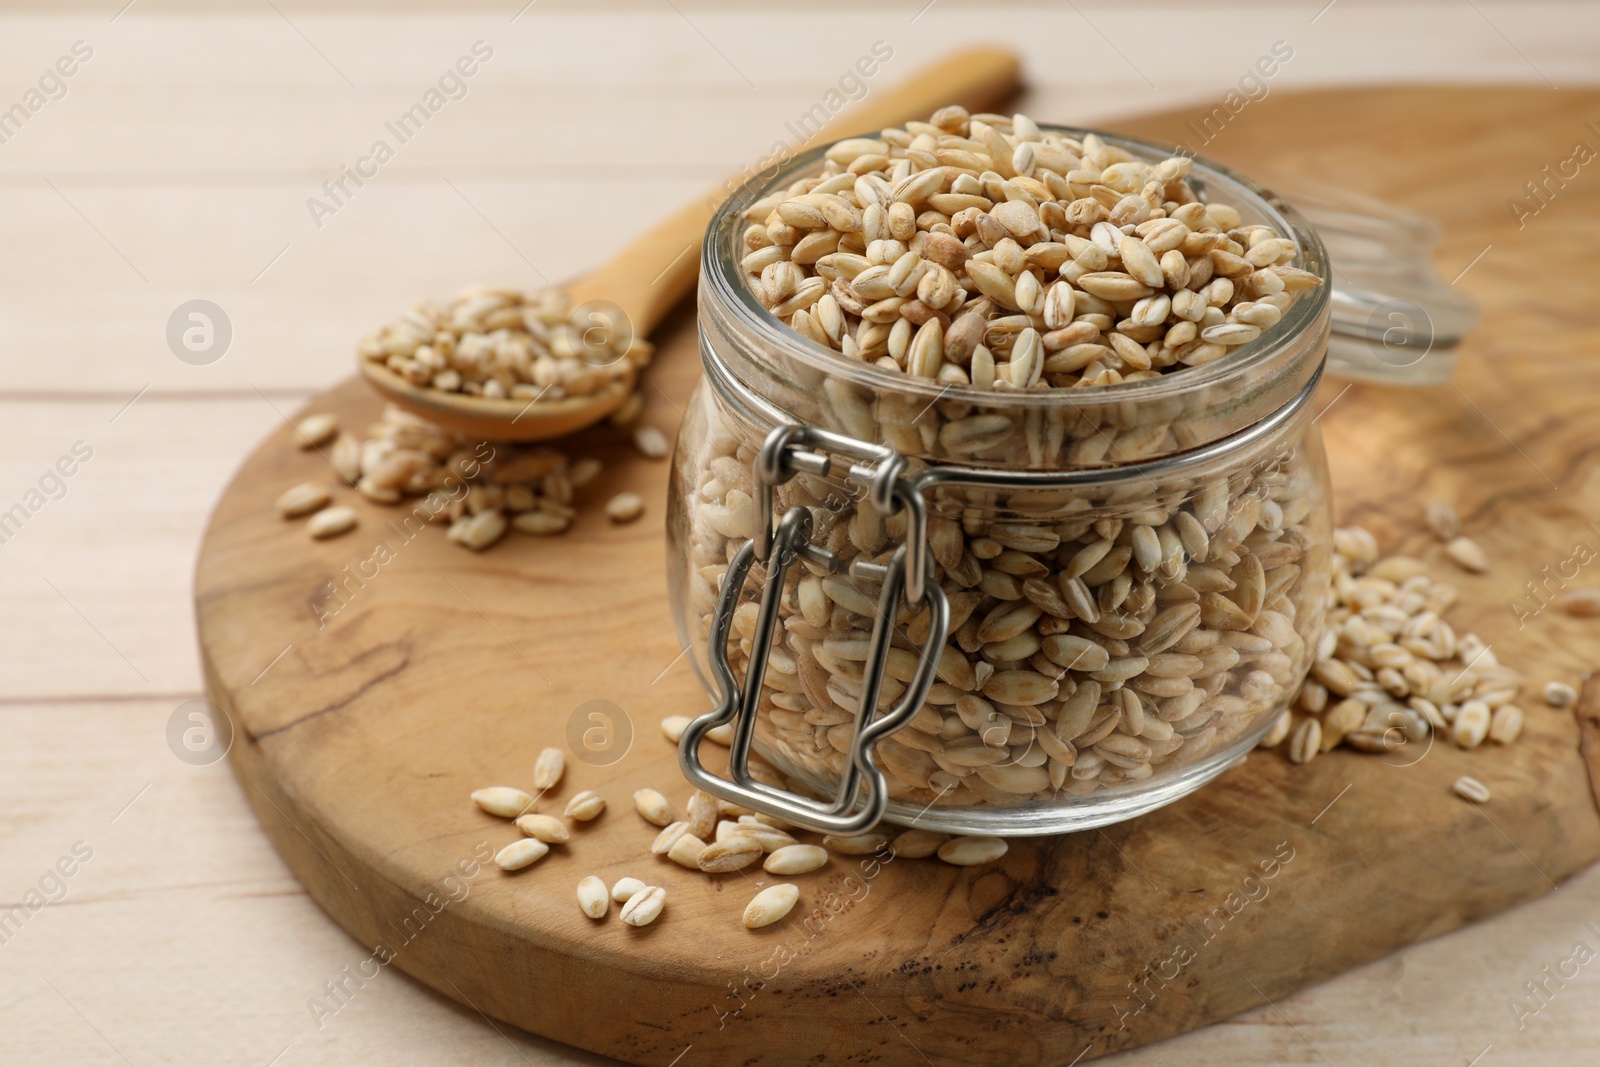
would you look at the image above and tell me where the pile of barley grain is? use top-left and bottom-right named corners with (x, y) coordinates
top-left (1267, 520), bottom-right (1548, 784)
top-left (469, 726), bottom-right (1007, 932)
top-left (739, 107), bottom-right (1319, 390)
top-left (1263, 513), bottom-right (1597, 804)
top-left (358, 286), bottom-right (650, 403)
top-left (278, 406), bottom-right (656, 547)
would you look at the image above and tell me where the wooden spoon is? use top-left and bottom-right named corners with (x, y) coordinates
top-left (359, 46), bottom-right (1022, 441)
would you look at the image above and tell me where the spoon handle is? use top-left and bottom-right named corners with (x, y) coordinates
top-left (566, 46), bottom-right (1022, 341)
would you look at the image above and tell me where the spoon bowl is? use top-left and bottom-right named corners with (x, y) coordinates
top-left (359, 358), bottom-right (637, 442)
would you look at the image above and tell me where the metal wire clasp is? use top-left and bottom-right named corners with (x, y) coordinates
top-left (678, 425), bottom-right (950, 835)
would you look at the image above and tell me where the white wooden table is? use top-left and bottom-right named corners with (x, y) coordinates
top-left (3, 2), bottom-right (1597, 1063)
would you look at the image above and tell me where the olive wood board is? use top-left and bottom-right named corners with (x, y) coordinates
top-left (194, 86), bottom-right (1600, 1066)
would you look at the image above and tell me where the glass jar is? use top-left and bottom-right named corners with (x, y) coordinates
top-left (667, 129), bottom-right (1334, 837)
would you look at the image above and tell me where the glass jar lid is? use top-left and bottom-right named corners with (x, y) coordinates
top-left (1278, 180), bottom-right (1478, 386)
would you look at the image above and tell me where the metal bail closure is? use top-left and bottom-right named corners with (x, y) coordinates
top-left (678, 424), bottom-right (950, 836)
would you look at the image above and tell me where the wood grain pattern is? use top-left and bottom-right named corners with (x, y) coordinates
top-left (194, 86), bottom-right (1600, 1065)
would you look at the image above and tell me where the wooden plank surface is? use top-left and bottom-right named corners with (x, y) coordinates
top-left (6, 4), bottom-right (1600, 1065)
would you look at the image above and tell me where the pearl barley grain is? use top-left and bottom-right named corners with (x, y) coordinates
top-left (607, 492), bottom-right (645, 523)
top-left (329, 433), bottom-right (361, 484)
top-left (728, 820), bottom-right (796, 852)
top-left (634, 788), bottom-right (673, 827)
top-left (1288, 718), bottom-right (1321, 765)
top-left (1425, 500), bottom-right (1460, 541)
top-left (743, 884), bottom-right (799, 929)
top-left (512, 511), bottom-right (569, 536)
top-left (533, 747), bottom-right (566, 790)
top-left (1258, 710), bottom-right (1292, 749)
top-left (698, 838), bottom-right (763, 873)
top-left (495, 838), bottom-right (549, 871)
top-left (1453, 701), bottom-right (1491, 748)
top-left (564, 790), bottom-right (606, 821)
top-left (307, 505), bottom-right (358, 539)
top-left (822, 833), bottom-right (890, 856)
top-left (514, 813), bottom-right (569, 843)
top-left (763, 844), bottom-right (828, 875)
top-left (471, 787), bottom-right (537, 818)
top-left (888, 829), bottom-right (949, 860)
top-left (937, 836), bottom-right (1008, 867)
top-left (1545, 681), bottom-right (1578, 709)
top-left (1444, 536), bottom-right (1490, 574)
top-left (686, 790), bottom-right (719, 841)
top-left (295, 413), bottom-right (338, 448)
top-left (620, 886), bottom-right (666, 927)
top-left (611, 877), bottom-right (647, 903)
top-left (276, 482), bottom-right (331, 518)
top-left (633, 425), bottom-right (670, 460)
top-left (1488, 705), bottom-right (1524, 744)
top-left (666, 833), bottom-right (709, 870)
top-left (451, 508), bottom-right (507, 551)
top-left (651, 821), bottom-right (692, 855)
top-left (576, 876), bottom-right (610, 919)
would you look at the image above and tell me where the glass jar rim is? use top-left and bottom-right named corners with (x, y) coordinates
top-left (701, 124), bottom-right (1331, 414)
top-left (701, 335), bottom-right (1325, 490)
